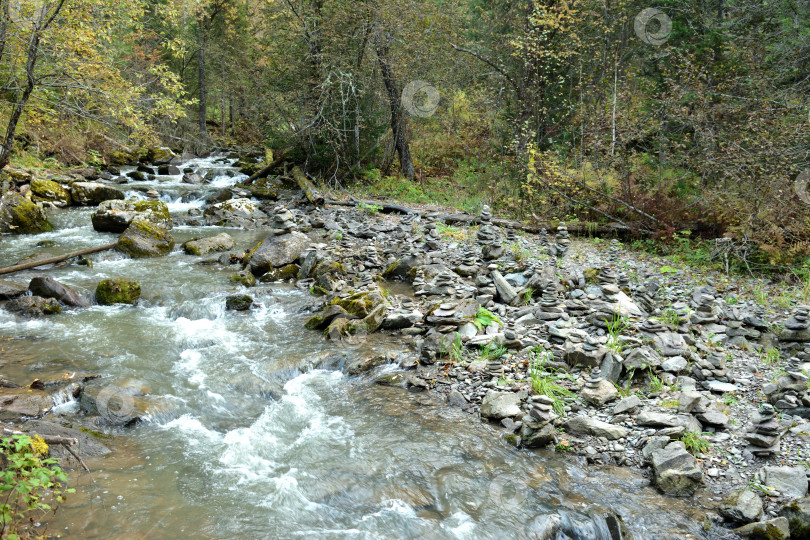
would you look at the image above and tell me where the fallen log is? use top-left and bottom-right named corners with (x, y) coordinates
top-left (292, 166), bottom-right (325, 205)
top-left (325, 196), bottom-right (419, 215)
top-left (0, 243), bottom-right (116, 276)
top-left (242, 147), bottom-right (291, 185)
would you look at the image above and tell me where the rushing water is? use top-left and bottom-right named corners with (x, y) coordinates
top-left (0, 157), bottom-right (722, 539)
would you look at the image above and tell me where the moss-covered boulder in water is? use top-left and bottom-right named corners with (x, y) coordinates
top-left (95, 277), bottom-right (141, 305)
top-left (30, 179), bottom-right (71, 207)
top-left (108, 150), bottom-right (136, 165)
top-left (92, 200), bottom-right (172, 233)
top-left (183, 233), bottom-right (234, 255)
top-left (259, 264), bottom-right (300, 282)
top-left (229, 271), bottom-right (256, 287)
top-left (70, 182), bottom-right (125, 206)
top-left (225, 294), bottom-right (253, 311)
top-left (0, 192), bottom-right (54, 234)
top-left (6, 296), bottom-right (62, 317)
top-left (115, 219), bottom-right (175, 258)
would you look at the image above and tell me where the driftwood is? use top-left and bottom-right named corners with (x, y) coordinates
top-left (0, 243), bottom-right (116, 276)
top-left (292, 166), bottom-right (325, 205)
top-left (326, 196), bottom-right (419, 215)
top-left (1, 427), bottom-right (89, 471)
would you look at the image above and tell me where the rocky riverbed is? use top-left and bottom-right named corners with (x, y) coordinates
top-left (1, 147), bottom-right (810, 539)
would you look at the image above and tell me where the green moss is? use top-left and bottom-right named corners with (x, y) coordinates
top-left (132, 200), bottom-right (170, 220)
top-left (78, 427), bottom-right (113, 439)
top-left (43, 301), bottom-right (62, 315)
top-left (95, 277), bottom-right (141, 305)
top-left (260, 264), bottom-right (300, 282)
top-left (229, 271), bottom-right (257, 287)
top-left (382, 260), bottom-right (400, 277)
top-left (116, 219), bottom-right (174, 258)
top-left (584, 267), bottom-right (600, 283)
top-left (2, 193), bottom-right (54, 234)
top-left (30, 179), bottom-right (70, 204)
top-left (109, 150), bottom-right (134, 165)
top-left (313, 261), bottom-right (346, 277)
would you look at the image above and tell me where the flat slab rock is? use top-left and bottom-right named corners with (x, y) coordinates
top-left (564, 415), bottom-right (628, 440)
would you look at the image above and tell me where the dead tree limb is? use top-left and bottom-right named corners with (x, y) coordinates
top-left (0, 243), bottom-right (116, 275)
top-left (292, 166), bottom-right (325, 205)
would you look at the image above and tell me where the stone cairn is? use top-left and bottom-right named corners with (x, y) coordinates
top-left (691, 293), bottom-right (719, 325)
top-left (506, 226), bottom-right (518, 243)
top-left (780, 306), bottom-right (810, 342)
top-left (270, 205), bottom-right (296, 235)
top-left (608, 240), bottom-right (631, 291)
top-left (454, 248), bottom-right (480, 278)
top-left (744, 404), bottom-right (781, 457)
top-left (555, 222), bottom-right (571, 256)
top-left (423, 215), bottom-right (441, 252)
top-left (536, 282), bottom-right (564, 321)
top-left (477, 205), bottom-right (505, 260)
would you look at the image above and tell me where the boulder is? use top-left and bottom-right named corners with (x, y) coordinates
top-left (0, 192), bottom-right (54, 234)
top-left (581, 379), bottom-right (618, 406)
top-left (480, 391), bottom-right (522, 420)
top-left (182, 172), bottom-right (204, 184)
top-left (637, 409), bottom-right (703, 433)
top-left (720, 489), bottom-right (764, 524)
top-left (0, 279), bottom-right (27, 299)
top-left (157, 165), bottom-right (181, 175)
top-left (247, 231), bottom-right (311, 275)
top-left (0, 387), bottom-right (53, 421)
top-left (115, 219), bottom-right (174, 258)
top-left (30, 179), bottom-right (70, 206)
top-left (382, 254), bottom-right (425, 282)
top-left (95, 277), bottom-right (141, 305)
top-left (70, 182), bottom-right (125, 206)
top-left (613, 395), bottom-right (642, 415)
top-left (91, 200), bottom-right (172, 233)
top-left (147, 146), bottom-right (176, 165)
top-left (650, 441), bottom-right (703, 496)
top-left (108, 150), bottom-right (135, 165)
top-left (779, 497), bottom-right (810, 539)
top-left (623, 346), bottom-right (663, 370)
top-left (225, 294), bottom-right (253, 311)
top-left (6, 296), bottom-right (61, 317)
top-left (755, 466), bottom-right (809, 499)
top-left (203, 198), bottom-right (267, 228)
top-left (734, 517), bottom-right (790, 539)
top-left (564, 415), bottom-right (628, 440)
top-left (20, 419), bottom-right (111, 462)
top-left (28, 276), bottom-right (89, 307)
top-left (79, 383), bottom-right (147, 425)
top-left (183, 233), bottom-right (235, 255)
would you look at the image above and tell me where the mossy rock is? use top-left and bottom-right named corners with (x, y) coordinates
top-left (331, 289), bottom-right (385, 319)
top-left (312, 261), bottom-right (346, 277)
top-left (95, 277), bottom-right (141, 305)
top-left (259, 264), bottom-right (300, 282)
top-left (92, 200), bottom-right (171, 233)
top-left (234, 181), bottom-right (279, 200)
top-left (225, 294), bottom-right (253, 311)
top-left (115, 219), bottom-right (175, 258)
top-left (0, 192), bottom-right (54, 234)
top-left (229, 271), bottom-right (257, 287)
top-left (108, 150), bottom-right (135, 166)
top-left (30, 179), bottom-right (71, 206)
top-left (584, 267), bottom-right (600, 283)
top-left (6, 296), bottom-right (61, 317)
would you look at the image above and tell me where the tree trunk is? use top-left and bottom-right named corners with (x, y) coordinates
top-left (374, 32), bottom-right (415, 180)
top-left (197, 18), bottom-right (207, 141)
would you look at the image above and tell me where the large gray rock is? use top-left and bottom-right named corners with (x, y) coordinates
top-left (636, 409), bottom-right (702, 433)
top-left (20, 419), bottom-right (111, 462)
top-left (91, 200), bottom-right (172, 233)
top-left (0, 388), bottom-right (53, 421)
top-left (248, 231), bottom-right (311, 275)
top-left (183, 233), bottom-right (235, 255)
top-left (755, 466), bottom-right (809, 499)
top-left (779, 497), bottom-right (810, 539)
top-left (491, 270), bottom-right (518, 305)
top-left (28, 276), bottom-right (89, 307)
top-left (480, 391), bottom-right (522, 420)
top-left (564, 415), bottom-right (628, 440)
top-left (70, 182), bottom-right (125, 206)
top-left (115, 219), bottom-right (174, 258)
top-left (650, 441), bottom-right (703, 496)
top-left (203, 198), bottom-right (267, 228)
top-left (734, 517), bottom-right (790, 539)
top-left (720, 489), bottom-right (764, 524)
top-left (580, 379), bottom-right (618, 406)
top-left (613, 395), bottom-right (642, 415)
top-left (6, 296), bottom-right (61, 317)
top-left (0, 192), bottom-right (54, 234)
top-left (0, 279), bottom-right (27, 299)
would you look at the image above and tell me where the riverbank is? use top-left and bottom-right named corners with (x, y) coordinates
top-left (1, 149), bottom-right (809, 539)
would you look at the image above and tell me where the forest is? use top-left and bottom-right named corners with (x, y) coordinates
top-left (1, 0), bottom-right (808, 273)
